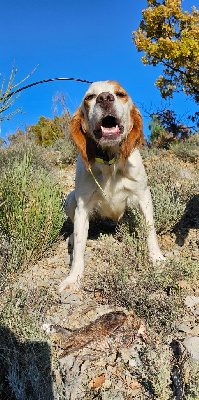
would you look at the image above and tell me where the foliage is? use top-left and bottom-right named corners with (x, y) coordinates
top-left (172, 131), bottom-right (199, 162)
top-left (138, 344), bottom-right (172, 399)
top-left (96, 220), bottom-right (198, 332)
top-left (0, 151), bottom-right (64, 269)
top-left (31, 111), bottom-right (70, 146)
top-left (143, 156), bottom-right (198, 233)
top-left (148, 109), bottom-right (193, 148)
top-left (0, 137), bottom-right (6, 146)
top-left (0, 134), bottom-right (52, 172)
top-left (132, 0), bottom-right (199, 102)
top-left (49, 136), bottom-right (78, 164)
top-left (0, 288), bottom-right (55, 400)
top-left (0, 64), bottom-right (35, 121)
top-left (148, 113), bottom-right (165, 144)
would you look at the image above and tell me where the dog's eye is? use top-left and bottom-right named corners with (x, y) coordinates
top-left (116, 92), bottom-right (126, 98)
top-left (85, 94), bottom-right (96, 101)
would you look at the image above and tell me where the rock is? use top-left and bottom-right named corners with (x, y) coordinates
top-left (37, 280), bottom-right (49, 288)
top-left (60, 354), bottom-right (75, 369)
top-left (184, 296), bottom-right (199, 308)
top-left (120, 347), bottom-right (139, 364)
top-left (53, 266), bottom-right (65, 277)
top-left (179, 168), bottom-right (194, 180)
top-left (182, 337), bottom-right (199, 361)
top-left (177, 280), bottom-right (191, 289)
top-left (176, 323), bottom-right (192, 333)
top-left (102, 391), bottom-right (124, 400)
top-left (61, 292), bottom-right (83, 305)
top-left (106, 353), bottom-right (117, 363)
top-left (191, 325), bottom-right (199, 335)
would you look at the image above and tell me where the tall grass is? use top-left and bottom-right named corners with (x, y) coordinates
top-left (0, 151), bottom-right (64, 269)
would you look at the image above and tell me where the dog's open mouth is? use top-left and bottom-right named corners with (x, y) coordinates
top-left (97, 116), bottom-right (123, 139)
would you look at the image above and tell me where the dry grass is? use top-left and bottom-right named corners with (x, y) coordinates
top-left (0, 151), bottom-right (64, 270)
top-left (0, 133), bottom-right (198, 399)
top-left (0, 287), bottom-right (56, 400)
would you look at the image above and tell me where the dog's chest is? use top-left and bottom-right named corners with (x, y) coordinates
top-left (90, 166), bottom-right (137, 221)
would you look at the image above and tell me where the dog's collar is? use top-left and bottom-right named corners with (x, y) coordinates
top-left (95, 156), bottom-right (116, 166)
top-left (95, 147), bottom-right (116, 166)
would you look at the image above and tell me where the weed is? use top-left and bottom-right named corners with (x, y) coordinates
top-left (143, 159), bottom-right (198, 234)
top-left (0, 135), bottom-right (52, 172)
top-left (0, 151), bottom-right (64, 270)
top-left (0, 288), bottom-right (55, 400)
top-left (95, 212), bottom-right (198, 333)
top-left (49, 136), bottom-right (78, 165)
top-left (138, 344), bottom-right (172, 400)
top-left (185, 362), bottom-right (199, 400)
top-left (172, 132), bottom-right (199, 163)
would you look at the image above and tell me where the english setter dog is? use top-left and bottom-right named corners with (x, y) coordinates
top-left (59, 80), bottom-right (164, 292)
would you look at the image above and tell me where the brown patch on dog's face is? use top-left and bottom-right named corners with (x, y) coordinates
top-left (120, 104), bottom-right (146, 163)
top-left (69, 107), bottom-right (96, 167)
top-left (83, 93), bottom-right (97, 114)
top-left (108, 80), bottom-right (129, 104)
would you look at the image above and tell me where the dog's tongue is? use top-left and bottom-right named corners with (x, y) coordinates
top-left (101, 125), bottom-right (120, 137)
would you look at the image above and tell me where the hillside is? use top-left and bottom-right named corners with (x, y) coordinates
top-left (0, 135), bottom-right (198, 399)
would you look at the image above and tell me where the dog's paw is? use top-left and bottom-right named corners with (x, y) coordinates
top-left (58, 276), bottom-right (80, 293)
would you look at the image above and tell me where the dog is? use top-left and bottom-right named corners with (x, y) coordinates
top-left (59, 80), bottom-right (165, 292)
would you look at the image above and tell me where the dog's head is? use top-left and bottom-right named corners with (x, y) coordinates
top-left (69, 80), bottom-right (145, 167)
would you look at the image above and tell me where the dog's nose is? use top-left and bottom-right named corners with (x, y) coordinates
top-left (96, 92), bottom-right (115, 106)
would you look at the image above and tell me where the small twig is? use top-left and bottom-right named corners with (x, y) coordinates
top-left (112, 370), bottom-right (130, 389)
top-left (134, 323), bottom-right (156, 349)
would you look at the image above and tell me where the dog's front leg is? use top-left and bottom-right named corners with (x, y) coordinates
top-left (58, 204), bottom-right (89, 292)
top-left (138, 187), bottom-right (165, 263)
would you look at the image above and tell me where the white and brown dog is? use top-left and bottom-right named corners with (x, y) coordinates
top-left (59, 80), bottom-right (164, 292)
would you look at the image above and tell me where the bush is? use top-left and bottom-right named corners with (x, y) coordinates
top-left (49, 136), bottom-right (78, 164)
top-left (0, 151), bottom-right (64, 269)
top-left (95, 219), bottom-right (198, 333)
top-left (0, 288), bottom-right (55, 400)
top-left (172, 132), bottom-right (199, 163)
top-left (150, 183), bottom-right (185, 233)
top-left (31, 112), bottom-right (70, 146)
top-left (0, 135), bottom-right (52, 172)
top-left (143, 158), bottom-right (198, 233)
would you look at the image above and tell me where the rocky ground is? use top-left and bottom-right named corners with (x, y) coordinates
top-left (3, 155), bottom-right (199, 399)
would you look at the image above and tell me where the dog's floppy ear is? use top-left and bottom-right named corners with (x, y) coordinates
top-left (120, 104), bottom-right (146, 164)
top-left (69, 107), bottom-right (96, 167)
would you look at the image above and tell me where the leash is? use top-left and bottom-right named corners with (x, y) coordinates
top-left (88, 145), bottom-right (118, 197)
top-left (88, 154), bottom-right (117, 198)
top-left (88, 166), bottom-right (106, 196)
top-left (1, 77), bottom-right (93, 102)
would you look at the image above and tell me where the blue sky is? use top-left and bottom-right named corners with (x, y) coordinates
top-left (0, 0), bottom-right (198, 141)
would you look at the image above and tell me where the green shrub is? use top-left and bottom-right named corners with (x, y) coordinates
top-left (172, 132), bottom-right (199, 162)
top-left (0, 152), bottom-right (64, 269)
top-left (95, 214), bottom-right (198, 333)
top-left (144, 160), bottom-right (198, 233)
top-left (49, 136), bottom-right (78, 164)
top-left (30, 111), bottom-right (70, 146)
top-left (0, 129), bottom-right (77, 170)
top-left (138, 344), bottom-right (172, 400)
top-left (0, 135), bottom-right (52, 172)
top-left (151, 183), bottom-right (185, 233)
top-left (0, 288), bottom-right (55, 400)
